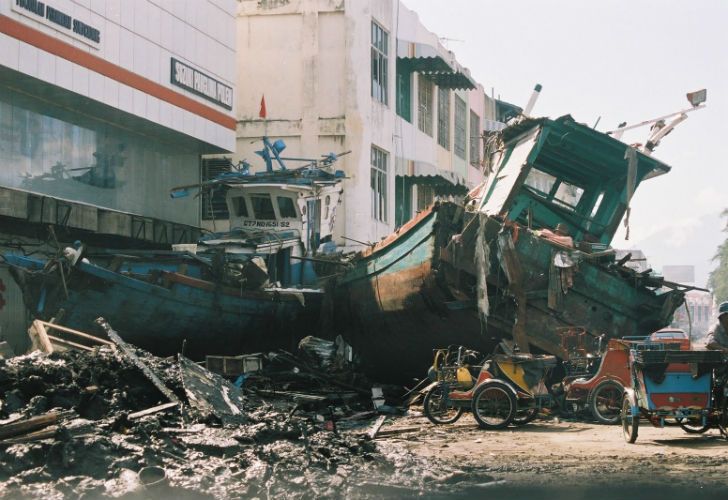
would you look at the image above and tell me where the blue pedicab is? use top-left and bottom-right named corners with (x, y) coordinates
top-left (620, 343), bottom-right (725, 443)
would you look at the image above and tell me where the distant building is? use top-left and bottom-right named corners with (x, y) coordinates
top-left (231, 0), bottom-right (499, 247)
top-left (662, 265), bottom-right (695, 284)
top-left (662, 265), bottom-right (714, 337)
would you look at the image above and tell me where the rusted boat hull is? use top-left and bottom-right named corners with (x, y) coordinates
top-left (334, 203), bottom-right (685, 381)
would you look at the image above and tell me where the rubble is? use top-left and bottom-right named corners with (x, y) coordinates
top-left (0, 324), bottom-right (494, 498)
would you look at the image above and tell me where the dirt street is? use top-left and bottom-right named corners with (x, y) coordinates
top-left (375, 414), bottom-right (728, 499)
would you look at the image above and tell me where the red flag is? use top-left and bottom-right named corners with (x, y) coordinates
top-left (259, 95), bottom-right (267, 119)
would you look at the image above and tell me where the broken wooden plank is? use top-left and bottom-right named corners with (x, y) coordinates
top-left (373, 426), bottom-right (422, 438)
top-left (366, 415), bottom-right (387, 440)
top-left (95, 317), bottom-right (180, 404)
top-left (29, 320), bottom-right (54, 354)
top-left (128, 402), bottom-right (179, 421)
top-left (0, 410), bottom-right (75, 440)
top-left (42, 322), bottom-right (114, 346)
top-left (46, 335), bottom-right (95, 352)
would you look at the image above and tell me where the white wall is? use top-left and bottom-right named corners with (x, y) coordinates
top-left (236, 0), bottom-right (488, 246)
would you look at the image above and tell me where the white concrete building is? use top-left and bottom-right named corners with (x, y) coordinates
top-left (0, 0), bottom-right (236, 351)
top-left (233, 0), bottom-right (496, 247)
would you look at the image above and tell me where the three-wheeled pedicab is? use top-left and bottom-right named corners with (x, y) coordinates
top-left (620, 345), bottom-right (725, 443)
top-left (424, 345), bottom-right (557, 429)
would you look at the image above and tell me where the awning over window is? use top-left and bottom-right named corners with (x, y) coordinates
top-left (395, 158), bottom-right (468, 192)
top-left (397, 40), bottom-right (477, 90)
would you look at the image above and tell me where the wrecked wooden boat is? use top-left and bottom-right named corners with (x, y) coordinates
top-left (5, 140), bottom-right (347, 357)
top-left (335, 115), bottom-right (694, 380)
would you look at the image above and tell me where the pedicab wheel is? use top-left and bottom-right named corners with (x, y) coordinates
top-left (512, 406), bottom-right (539, 426)
top-left (472, 382), bottom-right (517, 430)
top-left (677, 418), bottom-right (711, 434)
top-left (588, 380), bottom-right (624, 425)
top-left (423, 385), bottom-right (464, 425)
top-left (621, 396), bottom-right (639, 443)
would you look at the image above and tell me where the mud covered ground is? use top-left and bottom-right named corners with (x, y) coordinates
top-left (3, 348), bottom-right (728, 499)
top-left (376, 413), bottom-right (728, 499)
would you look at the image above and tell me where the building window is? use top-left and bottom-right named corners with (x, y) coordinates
top-left (201, 158), bottom-right (231, 220)
top-left (454, 96), bottom-right (466, 159)
top-left (418, 75), bottom-right (433, 136)
top-left (396, 63), bottom-right (411, 122)
top-left (417, 184), bottom-right (434, 212)
top-left (371, 21), bottom-right (389, 105)
top-left (470, 110), bottom-right (481, 166)
top-left (437, 87), bottom-right (450, 150)
top-left (371, 146), bottom-right (388, 222)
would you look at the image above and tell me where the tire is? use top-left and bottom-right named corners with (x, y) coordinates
top-left (472, 381), bottom-right (516, 430)
top-left (512, 406), bottom-right (539, 426)
top-left (621, 395), bottom-right (639, 443)
top-left (423, 385), bottom-right (464, 425)
top-left (588, 380), bottom-right (624, 425)
top-left (677, 417), bottom-right (711, 434)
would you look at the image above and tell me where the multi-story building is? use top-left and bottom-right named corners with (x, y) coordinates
top-left (231, 0), bottom-right (497, 247)
top-left (663, 265), bottom-right (715, 338)
top-left (0, 0), bottom-right (236, 351)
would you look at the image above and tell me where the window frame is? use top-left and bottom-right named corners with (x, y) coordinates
top-left (418, 75), bottom-right (434, 136)
top-left (200, 157), bottom-right (231, 221)
top-left (469, 110), bottom-right (481, 166)
top-left (454, 95), bottom-right (467, 159)
top-left (370, 145), bottom-right (388, 223)
top-left (249, 193), bottom-right (277, 220)
top-left (437, 87), bottom-right (450, 150)
top-left (277, 196), bottom-right (298, 219)
top-left (371, 21), bottom-right (389, 105)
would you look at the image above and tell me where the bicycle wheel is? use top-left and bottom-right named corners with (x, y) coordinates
top-left (512, 406), bottom-right (539, 426)
top-left (472, 381), bottom-right (516, 430)
top-left (588, 380), bottom-right (624, 425)
top-left (621, 396), bottom-right (639, 443)
top-left (423, 385), bottom-right (464, 425)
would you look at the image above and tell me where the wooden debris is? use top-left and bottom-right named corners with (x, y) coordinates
top-left (128, 402), bottom-right (179, 421)
top-left (373, 426), bottom-right (421, 439)
top-left (0, 410), bottom-right (75, 441)
top-left (28, 319), bottom-right (114, 354)
top-left (95, 317), bottom-right (180, 404)
top-left (366, 415), bottom-right (387, 440)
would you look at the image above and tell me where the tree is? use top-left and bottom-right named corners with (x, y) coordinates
top-left (709, 209), bottom-right (728, 304)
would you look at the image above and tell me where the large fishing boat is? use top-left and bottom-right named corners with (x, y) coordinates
top-left (5, 139), bottom-right (346, 357)
top-left (334, 115), bottom-right (698, 381)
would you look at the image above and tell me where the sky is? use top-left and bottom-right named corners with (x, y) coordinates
top-left (402, 0), bottom-right (728, 287)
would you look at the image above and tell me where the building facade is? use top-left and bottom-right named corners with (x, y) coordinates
top-left (0, 0), bottom-right (236, 351)
top-left (233, 0), bottom-right (497, 247)
top-left (663, 265), bottom-right (715, 338)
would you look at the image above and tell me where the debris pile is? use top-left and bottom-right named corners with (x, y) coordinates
top-left (0, 323), bottom-right (487, 498)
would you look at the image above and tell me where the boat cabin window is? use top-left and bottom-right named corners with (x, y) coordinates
top-left (524, 169), bottom-right (557, 195)
top-left (553, 181), bottom-right (584, 209)
top-left (524, 168), bottom-right (585, 212)
top-left (250, 194), bottom-right (276, 220)
top-left (277, 196), bottom-right (297, 218)
top-left (590, 192), bottom-right (605, 218)
top-left (231, 197), bottom-right (249, 217)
